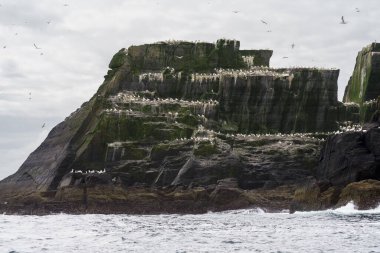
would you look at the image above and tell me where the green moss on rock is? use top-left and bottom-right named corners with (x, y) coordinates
top-left (109, 49), bottom-right (127, 69)
top-left (194, 142), bottom-right (220, 157)
top-left (344, 43), bottom-right (380, 104)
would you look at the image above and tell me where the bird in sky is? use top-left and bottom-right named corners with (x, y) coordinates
top-left (291, 43), bottom-right (295, 49)
top-left (47, 21), bottom-right (51, 24)
top-left (261, 20), bottom-right (268, 25)
top-left (42, 123), bottom-right (45, 128)
top-left (355, 8), bottom-right (360, 13)
top-left (28, 92), bottom-right (31, 100)
top-left (175, 56), bottom-right (183, 59)
top-left (340, 16), bottom-right (347, 24)
top-left (266, 30), bottom-right (272, 33)
top-left (282, 56), bottom-right (289, 59)
top-left (232, 10), bottom-right (240, 14)
top-left (33, 43), bottom-right (41, 49)
top-left (2, 46), bottom-right (6, 49)
top-left (63, 4), bottom-right (69, 7)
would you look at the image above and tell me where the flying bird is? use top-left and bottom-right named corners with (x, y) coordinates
top-left (232, 10), bottom-right (240, 14)
top-left (266, 30), bottom-right (272, 33)
top-left (28, 92), bottom-right (32, 100)
top-left (2, 46), bottom-right (6, 49)
top-left (291, 43), bottom-right (295, 49)
top-left (63, 4), bottom-right (69, 6)
top-left (261, 20), bottom-right (268, 25)
top-left (47, 21), bottom-right (51, 24)
top-left (175, 56), bottom-right (183, 59)
top-left (340, 16), bottom-right (347, 24)
top-left (282, 56), bottom-right (289, 59)
top-left (355, 8), bottom-right (360, 13)
top-left (42, 123), bottom-right (45, 128)
top-left (33, 43), bottom-right (41, 49)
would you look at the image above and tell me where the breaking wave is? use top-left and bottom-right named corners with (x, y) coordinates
top-left (1, 203), bottom-right (379, 253)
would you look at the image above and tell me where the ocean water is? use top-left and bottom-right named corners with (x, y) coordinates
top-left (1, 203), bottom-right (380, 253)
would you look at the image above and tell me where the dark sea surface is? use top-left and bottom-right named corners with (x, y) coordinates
top-left (1, 202), bottom-right (379, 253)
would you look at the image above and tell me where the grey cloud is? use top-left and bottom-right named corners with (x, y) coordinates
top-left (0, 59), bottom-right (26, 79)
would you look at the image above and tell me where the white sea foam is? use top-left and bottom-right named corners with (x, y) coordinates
top-left (294, 201), bottom-right (380, 215)
top-left (332, 201), bottom-right (380, 214)
top-left (1, 205), bottom-right (379, 253)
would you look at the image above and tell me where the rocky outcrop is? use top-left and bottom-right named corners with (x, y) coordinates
top-left (291, 43), bottom-right (380, 212)
top-left (337, 179), bottom-right (380, 209)
top-left (291, 108), bottom-right (380, 212)
top-left (290, 179), bottom-right (380, 212)
top-left (317, 128), bottom-right (380, 186)
top-left (343, 43), bottom-right (380, 121)
top-left (126, 39), bottom-right (272, 72)
top-left (344, 43), bottom-right (380, 104)
top-left (0, 39), bottom-right (378, 214)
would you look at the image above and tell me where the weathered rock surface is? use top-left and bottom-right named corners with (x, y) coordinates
top-left (317, 128), bottom-right (380, 186)
top-left (218, 68), bottom-right (340, 133)
top-left (291, 109), bottom-right (380, 212)
top-left (0, 39), bottom-right (379, 214)
top-left (290, 179), bottom-right (380, 212)
top-left (344, 43), bottom-right (380, 104)
top-left (291, 43), bottom-right (380, 212)
top-left (344, 43), bottom-right (380, 121)
top-left (337, 179), bottom-right (380, 209)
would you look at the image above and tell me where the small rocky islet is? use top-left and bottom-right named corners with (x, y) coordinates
top-left (0, 39), bottom-right (379, 214)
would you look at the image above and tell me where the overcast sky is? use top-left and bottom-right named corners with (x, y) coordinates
top-left (0, 0), bottom-right (379, 179)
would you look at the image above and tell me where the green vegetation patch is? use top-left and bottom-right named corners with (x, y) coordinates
top-left (194, 142), bottom-right (220, 157)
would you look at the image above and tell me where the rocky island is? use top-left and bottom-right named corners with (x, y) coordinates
top-left (0, 39), bottom-right (379, 214)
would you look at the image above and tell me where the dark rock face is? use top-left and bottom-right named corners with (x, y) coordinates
top-left (337, 102), bottom-right (360, 123)
top-left (290, 43), bottom-right (380, 212)
top-left (0, 39), bottom-right (378, 214)
top-left (291, 121), bottom-right (380, 213)
top-left (127, 39), bottom-right (272, 72)
top-left (218, 69), bottom-right (339, 133)
top-left (317, 129), bottom-right (380, 186)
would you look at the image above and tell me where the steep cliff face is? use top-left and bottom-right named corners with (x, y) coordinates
top-left (344, 43), bottom-right (380, 103)
top-left (125, 39), bottom-right (272, 73)
top-left (343, 43), bottom-right (380, 121)
top-left (317, 129), bottom-right (380, 185)
top-left (0, 39), bottom-right (367, 214)
top-left (290, 43), bottom-right (380, 212)
top-left (218, 68), bottom-right (339, 133)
